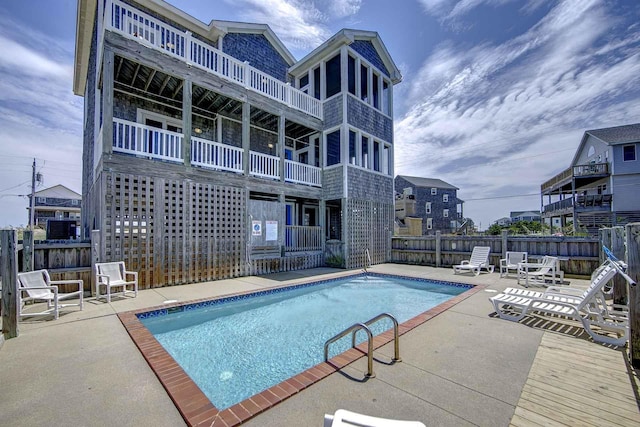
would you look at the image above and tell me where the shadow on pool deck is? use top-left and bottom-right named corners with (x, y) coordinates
top-left (0, 264), bottom-right (638, 426)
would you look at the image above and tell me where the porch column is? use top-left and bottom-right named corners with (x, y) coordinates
top-left (278, 113), bottom-right (285, 182)
top-left (320, 199), bottom-right (326, 254)
top-left (242, 101), bottom-right (250, 175)
top-left (182, 78), bottom-right (192, 168)
top-left (102, 48), bottom-right (114, 155)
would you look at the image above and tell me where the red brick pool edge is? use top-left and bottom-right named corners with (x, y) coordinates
top-left (118, 283), bottom-right (486, 427)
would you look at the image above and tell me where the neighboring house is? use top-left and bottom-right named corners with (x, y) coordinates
top-left (394, 176), bottom-right (464, 235)
top-left (394, 191), bottom-right (422, 236)
top-left (74, 0), bottom-right (401, 287)
top-left (541, 123), bottom-right (640, 236)
top-left (31, 185), bottom-right (81, 230)
top-left (495, 217), bottom-right (511, 227)
top-left (510, 210), bottom-right (541, 223)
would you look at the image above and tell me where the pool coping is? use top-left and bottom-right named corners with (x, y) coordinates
top-left (117, 274), bottom-right (486, 427)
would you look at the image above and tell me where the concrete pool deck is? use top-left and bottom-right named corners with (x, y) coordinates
top-left (1, 264), bottom-right (638, 426)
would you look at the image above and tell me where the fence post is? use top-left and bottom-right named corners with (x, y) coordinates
top-left (501, 230), bottom-right (508, 258)
top-left (1, 229), bottom-right (19, 339)
top-left (91, 230), bottom-right (102, 297)
top-left (627, 223), bottom-right (640, 367)
top-left (22, 229), bottom-right (34, 272)
top-left (435, 231), bottom-right (441, 267)
top-left (609, 226), bottom-right (627, 305)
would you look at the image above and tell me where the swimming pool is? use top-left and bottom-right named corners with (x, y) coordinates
top-left (119, 272), bottom-right (477, 426)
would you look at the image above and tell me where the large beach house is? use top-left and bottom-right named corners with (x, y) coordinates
top-left (74, 0), bottom-right (401, 287)
top-left (541, 123), bottom-right (640, 236)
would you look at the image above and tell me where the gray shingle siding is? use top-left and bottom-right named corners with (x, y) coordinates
top-left (222, 33), bottom-right (289, 81)
top-left (347, 96), bottom-right (392, 142)
top-left (323, 95), bottom-right (343, 130)
top-left (350, 40), bottom-right (389, 77)
top-left (323, 167), bottom-right (344, 199)
top-left (395, 176), bottom-right (462, 235)
top-left (348, 167), bottom-right (393, 200)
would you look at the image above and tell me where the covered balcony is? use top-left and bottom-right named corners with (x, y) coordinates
top-left (101, 55), bottom-right (322, 187)
top-left (102, 0), bottom-right (322, 119)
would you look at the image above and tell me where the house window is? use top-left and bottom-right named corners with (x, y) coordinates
top-left (443, 194), bottom-right (449, 203)
top-left (36, 197), bottom-right (46, 203)
top-left (623, 144), bottom-right (636, 161)
top-left (360, 64), bottom-right (368, 102)
top-left (382, 80), bottom-right (390, 115)
top-left (326, 130), bottom-right (341, 166)
top-left (325, 54), bottom-right (341, 98)
top-left (138, 109), bottom-right (182, 132)
top-left (71, 199), bottom-right (79, 206)
top-left (444, 209), bottom-right (449, 218)
top-left (313, 66), bottom-right (321, 99)
top-left (372, 73), bottom-right (379, 109)
top-left (349, 130), bottom-right (357, 165)
top-left (426, 218), bottom-right (433, 230)
top-left (425, 202), bottom-right (431, 214)
top-left (299, 73), bottom-right (309, 94)
top-left (347, 55), bottom-right (356, 95)
top-left (361, 136), bottom-right (369, 168)
top-left (373, 140), bottom-right (380, 171)
top-left (431, 188), bottom-right (437, 195)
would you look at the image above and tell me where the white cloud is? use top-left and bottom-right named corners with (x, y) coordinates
top-left (395, 0), bottom-right (640, 227)
top-left (329, 0), bottom-right (362, 18)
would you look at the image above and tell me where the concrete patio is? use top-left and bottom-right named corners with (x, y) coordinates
top-left (1, 264), bottom-right (639, 426)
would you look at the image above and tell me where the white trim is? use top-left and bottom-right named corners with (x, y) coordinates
top-left (136, 108), bottom-right (182, 131)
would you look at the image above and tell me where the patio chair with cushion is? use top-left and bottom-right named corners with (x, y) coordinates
top-left (95, 261), bottom-right (138, 303)
top-left (324, 409), bottom-right (425, 427)
top-left (490, 257), bottom-right (636, 346)
top-left (17, 269), bottom-right (84, 320)
top-left (453, 246), bottom-right (494, 276)
top-left (500, 251), bottom-right (527, 278)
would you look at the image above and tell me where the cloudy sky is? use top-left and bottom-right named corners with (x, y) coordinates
top-left (0, 0), bottom-right (638, 229)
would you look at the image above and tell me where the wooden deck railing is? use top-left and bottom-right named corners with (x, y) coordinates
top-left (285, 226), bottom-right (322, 252)
top-left (106, 0), bottom-right (322, 119)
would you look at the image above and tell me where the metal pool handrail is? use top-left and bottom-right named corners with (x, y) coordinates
top-left (324, 322), bottom-right (375, 378)
top-left (359, 312), bottom-right (401, 363)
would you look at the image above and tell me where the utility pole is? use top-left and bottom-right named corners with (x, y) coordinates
top-left (29, 158), bottom-right (36, 230)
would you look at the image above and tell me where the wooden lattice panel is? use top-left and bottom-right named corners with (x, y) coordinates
top-left (103, 171), bottom-right (246, 288)
top-left (345, 199), bottom-right (393, 269)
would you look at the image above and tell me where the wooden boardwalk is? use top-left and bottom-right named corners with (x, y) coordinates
top-left (512, 331), bottom-right (640, 426)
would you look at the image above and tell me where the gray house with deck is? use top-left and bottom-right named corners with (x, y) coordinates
top-left (74, 0), bottom-right (401, 287)
top-left (541, 123), bottom-right (640, 236)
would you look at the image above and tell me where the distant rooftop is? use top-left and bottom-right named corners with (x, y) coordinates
top-left (396, 175), bottom-right (459, 190)
top-left (586, 123), bottom-right (640, 145)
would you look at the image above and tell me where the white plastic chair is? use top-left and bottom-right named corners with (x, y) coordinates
top-left (453, 246), bottom-right (494, 276)
top-left (500, 251), bottom-right (527, 278)
top-left (17, 270), bottom-right (83, 320)
top-left (95, 261), bottom-right (138, 303)
top-left (324, 409), bottom-right (425, 427)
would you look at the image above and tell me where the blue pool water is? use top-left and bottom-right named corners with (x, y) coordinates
top-left (140, 274), bottom-right (469, 409)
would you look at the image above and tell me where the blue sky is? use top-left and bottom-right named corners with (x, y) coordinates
top-left (0, 0), bottom-right (639, 229)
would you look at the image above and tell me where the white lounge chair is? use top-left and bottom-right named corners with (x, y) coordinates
top-left (17, 269), bottom-right (83, 320)
top-left (517, 255), bottom-right (559, 286)
top-left (95, 261), bottom-right (138, 303)
top-left (500, 251), bottom-right (527, 278)
top-left (453, 246), bottom-right (494, 276)
top-left (490, 258), bottom-right (635, 346)
top-left (324, 409), bottom-right (425, 427)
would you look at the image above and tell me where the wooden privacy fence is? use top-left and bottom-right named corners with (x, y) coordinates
top-left (391, 231), bottom-right (600, 276)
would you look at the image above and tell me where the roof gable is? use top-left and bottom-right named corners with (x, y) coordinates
top-left (289, 29), bottom-right (402, 84)
top-left (571, 123), bottom-right (640, 166)
top-left (396, 175), bottom-right (459, 190)
top-left (34, 185), bottom-right (81, 199)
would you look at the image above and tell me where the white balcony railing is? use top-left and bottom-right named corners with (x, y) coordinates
top-left (107, 0), bottom-right (322, 119)
top-left (112, 118), bottom-right (183, 162)
top-left (191, 136), bottom-right (243, 173)
top-left (250, 151), bottom-right (280, 180)
top-left (110, 119), bottom-right (321, 186)
top-left (285, 160), bottom-right (321, 187)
